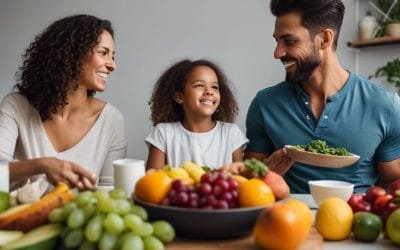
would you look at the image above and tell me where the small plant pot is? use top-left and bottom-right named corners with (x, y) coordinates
top-left (385, 23), bottom-right (400, 37)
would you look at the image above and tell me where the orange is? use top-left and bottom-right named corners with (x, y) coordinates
top-left (238, 178), bottom-right (275, 207)
top-left (231, 175), bottom-right (248, 185)
top-left (253, 201), bottom-right (312, 250)
top-left (135, 171), bottom-right (172, 204)
top-left (285, 198), bottom-right (313, 229)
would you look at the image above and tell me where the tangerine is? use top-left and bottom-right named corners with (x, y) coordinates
top-left (253, 201), bottom-right (312, 250)
top-left (238, 178), bottom-right (275, 207)
top-left (134, 171), bottom-right (172, 204)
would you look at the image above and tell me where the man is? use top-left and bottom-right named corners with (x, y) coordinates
top-left (245, 0), bottom-right (400, 193)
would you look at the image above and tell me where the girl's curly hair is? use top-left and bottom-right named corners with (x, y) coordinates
top-left (149, 59), bottom-right (239, 126)
top-left (14, 14), bottom-right (114, 121)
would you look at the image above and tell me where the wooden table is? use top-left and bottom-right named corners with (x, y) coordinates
top-left (167, 195), bottom-right (399, 249)
top-left (167, 227), bottom-right (323, 250)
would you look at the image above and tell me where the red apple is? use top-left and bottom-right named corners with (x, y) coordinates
top-left (387, 179), bottom-right (400, 197)
top-left (365, 186), bottom-right (386, 203)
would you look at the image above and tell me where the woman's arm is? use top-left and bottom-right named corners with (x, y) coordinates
top-left (9, 157), bottom-right (97, 190)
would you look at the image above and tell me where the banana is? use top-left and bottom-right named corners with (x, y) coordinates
top-left (181, 162), bottom-right (205, 183)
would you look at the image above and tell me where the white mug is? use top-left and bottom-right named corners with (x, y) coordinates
top-left (113, 159), bottom-right (145, 196)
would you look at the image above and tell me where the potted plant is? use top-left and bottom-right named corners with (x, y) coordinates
top-left (376, 0), bottom-right (400, 37)
top-left (370, 58), bottom-right (400, 93)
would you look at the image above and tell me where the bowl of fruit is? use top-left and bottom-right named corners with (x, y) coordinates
top-left (134, 170), bottom-right (268, 239)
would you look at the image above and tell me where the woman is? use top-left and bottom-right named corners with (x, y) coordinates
top-left (0, 14), bottom-right (127, 190)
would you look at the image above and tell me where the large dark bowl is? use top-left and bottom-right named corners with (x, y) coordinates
top-left (134, 197), bottom-right (266, 239)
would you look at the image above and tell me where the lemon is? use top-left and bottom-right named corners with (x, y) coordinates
top-left (166, 167), bottom-right (190, 180)
top-left (315, 197), bottom-right (354, 240)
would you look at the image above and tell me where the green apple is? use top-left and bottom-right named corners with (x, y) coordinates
top-left (387, 208), bottom-right (400, 245)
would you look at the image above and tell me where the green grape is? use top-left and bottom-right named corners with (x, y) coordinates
top-left (85, 215), bottom-right (103, 242)
top-left (134, 222), bottom-right (153, 236)
top-left (48, 207), bottom-right (66, 223)
top-left (99, 231), bottom-right (118, 250)
top-left (115, 199), bottom-right (132, 215)
top-left (109, 188), bottom-right (127, 199)
top-left (98, 197), bottom-right (117, 213)
top-left (152, 220), bottom-right (175, 243)
top-left (63, 228), bottom-right (85, 248)
top-left (61, 227), bottom-right (73, 240)
top-left (62, 201), bottom-right (78, 218)
top-left (83, 201), bottom-right (97, 220)
top-left (76, 191), bottom-right (93, 207)
top-left (124, 214), bottom-right (143, 232)
top-left (67, 208), bottom-right (86, 229)
top-left (103, 212), bottom-right (124, 235)
top-left (121, 233), bottom-right (144, 250)
top-left (79, 240), bottom-right (96, 250)
top-left (130, 205), bottom-right (148, 221)
top-left (94, 189), bottom-right (110, 201)
top-left (142, 235), bottom-right (165, 250)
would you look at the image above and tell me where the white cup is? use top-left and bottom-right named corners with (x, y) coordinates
top-left (113, 159), bottom-right (145, 196)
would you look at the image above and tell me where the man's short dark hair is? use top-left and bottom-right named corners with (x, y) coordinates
top-left (270, 0), bottom-right (345, 49)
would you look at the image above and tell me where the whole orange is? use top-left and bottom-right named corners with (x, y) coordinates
top-left (238, 178), bottom-right (275, 207)
top-left (231, 175), bottom-right (248, 185)
top-left (134, 171), bottom-right (172, 204)
top-left (253, 202), bottom-right (312, 250)
top-left (285, 198), bottom-right (313, 229)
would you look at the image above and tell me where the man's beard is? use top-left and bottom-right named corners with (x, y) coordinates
top-left (285, 45), bottom-right (321, 84)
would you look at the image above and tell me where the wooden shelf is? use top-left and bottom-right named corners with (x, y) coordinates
top-left (347, 36), bottom-right (400, 48)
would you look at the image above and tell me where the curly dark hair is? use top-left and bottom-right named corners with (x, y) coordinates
top-left (149, 59), bottom-right (239, 126)
top-left (270, 0), bottom-right (345, 49)
top-left (14, 14), bottom-right (114, 121)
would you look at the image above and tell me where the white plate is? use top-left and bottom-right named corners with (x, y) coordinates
top-left (285, 145), bottom-right (360, 168)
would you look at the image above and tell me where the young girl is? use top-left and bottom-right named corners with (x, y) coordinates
top-left (145, 59), bottom-right (248, 170)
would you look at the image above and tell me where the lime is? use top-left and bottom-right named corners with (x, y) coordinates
top-left (0, 191), bottom-right (10, 212)
top-left (352, 212), bottom-right (382, 241)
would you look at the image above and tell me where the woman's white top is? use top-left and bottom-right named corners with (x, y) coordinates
top-left (145, 121), bottom-right (248, 168)
top-left (0, 93), bottom-right (127, 187)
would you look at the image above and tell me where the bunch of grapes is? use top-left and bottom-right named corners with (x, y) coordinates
top-left (162, 171), bottom-right (239, 209)
top-left (48, 189), bottom-right (175, 250)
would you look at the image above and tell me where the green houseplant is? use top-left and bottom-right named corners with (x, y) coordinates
top-left (370, 58), bottom-right (400, 93)
top-left (376, 0), bottom-right (400, 37)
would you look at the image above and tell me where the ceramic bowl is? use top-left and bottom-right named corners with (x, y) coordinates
top-left (134, 197), bottom-right (266, 239)
top-left (308, 180), bottom-right (354, 206)
top-left (285, 145), bottom-right (360, 168)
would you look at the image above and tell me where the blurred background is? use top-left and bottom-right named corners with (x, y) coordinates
top-left (0, 0), bottom-right (398, 161)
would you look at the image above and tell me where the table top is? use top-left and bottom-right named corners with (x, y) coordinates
top-left (166, 194), bottom-right (398, 250)
top-left (95, 185), bottom-right (398, 249)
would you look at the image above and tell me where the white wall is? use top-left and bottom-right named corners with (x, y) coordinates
top-left (0, 0), bottom-right (396, 161)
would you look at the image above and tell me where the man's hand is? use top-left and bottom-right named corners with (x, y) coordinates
top-left (245, 148), bottom-right (295, 175)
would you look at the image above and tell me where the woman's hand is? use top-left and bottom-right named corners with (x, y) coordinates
top-left (40, 157), bottom-right (96, 190)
